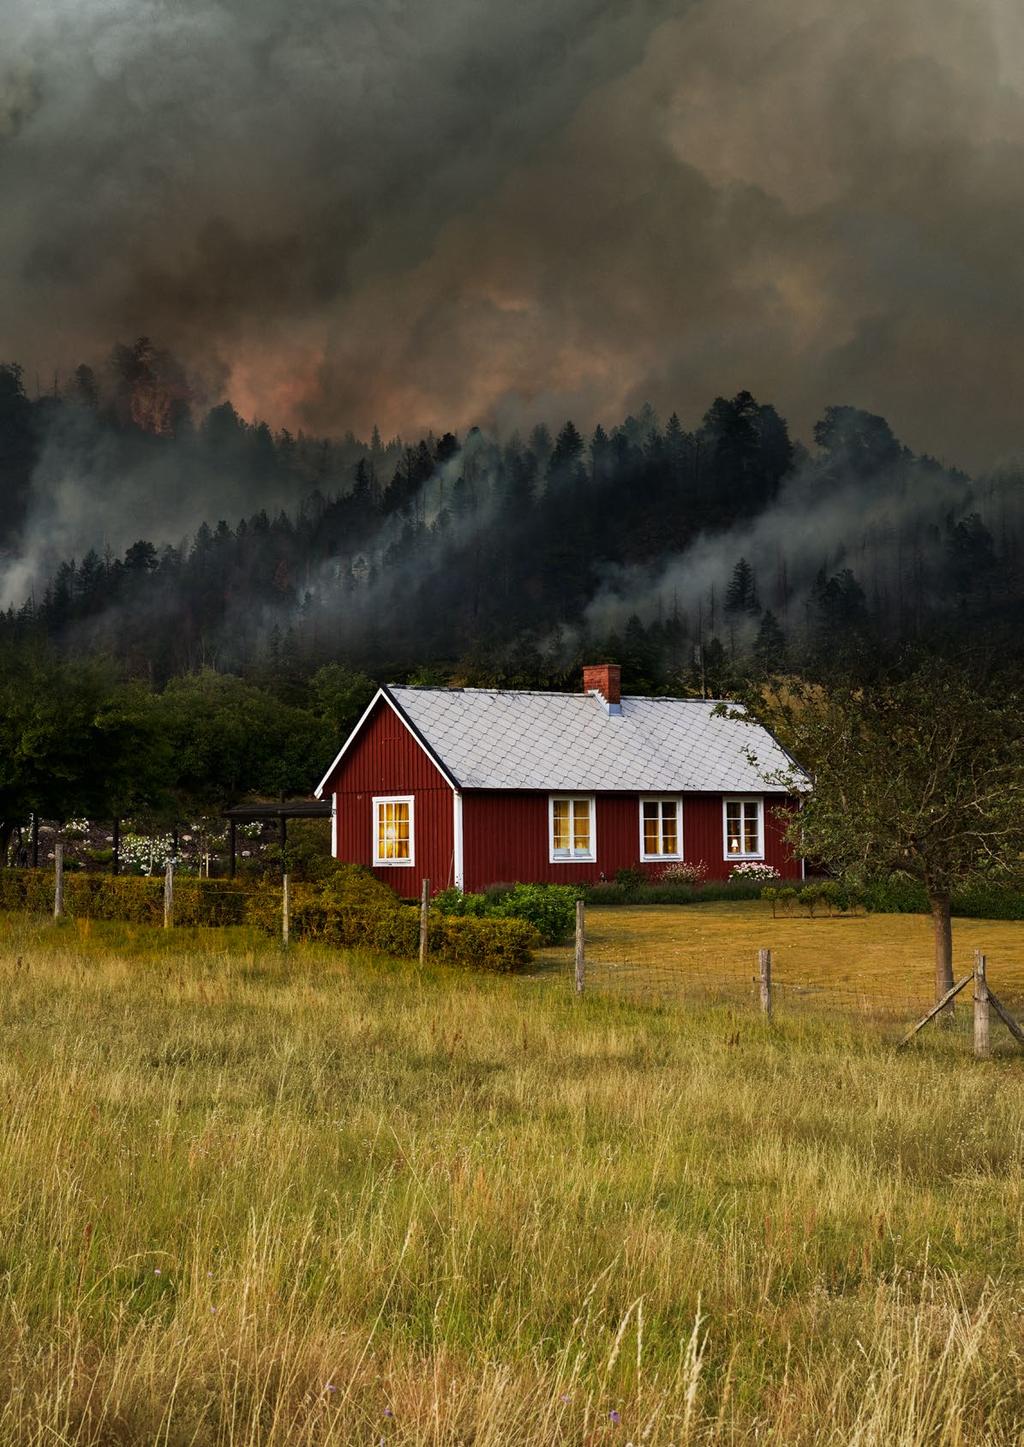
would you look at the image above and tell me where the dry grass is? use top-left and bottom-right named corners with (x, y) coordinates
top-left (536, 902), bottom-right (1024, 1011)
top-left (0, 909), bottom-right (1023, 1443)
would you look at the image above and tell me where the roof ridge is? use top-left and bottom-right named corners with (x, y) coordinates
top-left (388, 683), bottom-right (735, 704)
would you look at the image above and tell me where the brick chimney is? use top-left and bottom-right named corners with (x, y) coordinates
top-left (583, 663), bottom-right (622, 712)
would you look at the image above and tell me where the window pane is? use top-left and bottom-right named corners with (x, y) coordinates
top-left (573, 798), bottom-right (590, 852)
top-left (726, 801), bottom-right (742, 854)
top-left (661, 803), bottom-right (678, 855)
top-left (743, 802), bottom-right (759, 853)
top-left (552, 799), bottom-right (570, 852)
top-left (644, 815), bottom-right (660, 854)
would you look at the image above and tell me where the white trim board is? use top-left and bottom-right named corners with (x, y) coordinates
top-left (452, 790), bottom-right (464, 890)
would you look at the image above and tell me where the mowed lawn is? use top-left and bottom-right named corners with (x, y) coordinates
top-left (1, 910), bottom-right (1024, 1444)
top-left (536, 901), bottom-right (1024, 1010)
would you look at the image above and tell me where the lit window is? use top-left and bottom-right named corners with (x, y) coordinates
top-left (640, 798), bottom-right (682, 859)
top-left (549, 796), bottom-right (595, 861)
top-left (373, 795), bottom-right (414, 866)
top-left (723, 798), bottom-right (763, 859)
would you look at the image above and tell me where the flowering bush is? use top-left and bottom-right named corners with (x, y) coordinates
top-left (658, 860), bottom-right (708, 884)
top-left (119, 833), bottom-right (176, 875)
top-left (729, 861), bottom-right (780, 882)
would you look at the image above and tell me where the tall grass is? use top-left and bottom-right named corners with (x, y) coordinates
top-left (0, 912), bottom-right (1022, 1442)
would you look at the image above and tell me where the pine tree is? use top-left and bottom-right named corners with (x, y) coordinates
top-left (725, 558), bottom-right (760, 614)
top-left (752, 610), bottom-right (786, 674)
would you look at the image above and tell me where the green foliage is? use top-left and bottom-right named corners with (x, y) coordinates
top-left (432, 882), bottom-right (577, 945)
top-left (584, 878), bottom-right (768, 905)
top-left (0, 860), bottom-right (534, 970)
top-left (158, 670), bottom-right (329, 813)
top-left (432, 887), bottom-right (488, 918)
top-left (614, 866), bottom-right (647, 895)
top-left (260, 818), bottom-right (334, 882)
top-left (0, 869), bottom-right (250, 926)
top-left (490, 883), bottom-right (577, 944)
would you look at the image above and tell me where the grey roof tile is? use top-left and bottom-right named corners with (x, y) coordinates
top-left (388, 687), bottom-right (804, 793)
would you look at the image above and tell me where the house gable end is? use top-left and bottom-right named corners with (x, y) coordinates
top-left (316, 688), bottom-right (459, 797)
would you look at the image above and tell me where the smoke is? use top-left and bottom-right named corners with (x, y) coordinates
top-left (3, 0), bottom-right (1024, 470)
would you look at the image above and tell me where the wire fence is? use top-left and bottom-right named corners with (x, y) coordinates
top-left (522, 907), bottom-right (1024, 1049)
top-left (524, 953), bottom-right (936, 1027)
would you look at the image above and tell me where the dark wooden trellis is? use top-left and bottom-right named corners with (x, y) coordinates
top-left (221, 799), bottom-right (332, 878)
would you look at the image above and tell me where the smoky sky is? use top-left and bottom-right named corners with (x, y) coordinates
top-left (3, 0), bottom-right (1024, 470)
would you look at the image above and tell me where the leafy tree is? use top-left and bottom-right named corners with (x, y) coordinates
top-left (0, 645), bottom-right (167, 858)
top-left (309, 662), bottom-right (376, 737)
top-left (750, 663), bottom-right (1024, 1002)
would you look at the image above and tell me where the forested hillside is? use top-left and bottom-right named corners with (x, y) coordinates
top-left (2, 339), bottom-right (1018, 706)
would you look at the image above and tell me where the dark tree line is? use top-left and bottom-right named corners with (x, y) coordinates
top-left (2, 339), bottom-right (1023, 715)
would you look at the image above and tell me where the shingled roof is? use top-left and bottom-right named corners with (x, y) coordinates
top-left (353, 685), bottom-right (803, 794)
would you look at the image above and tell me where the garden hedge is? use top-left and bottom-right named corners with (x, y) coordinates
top-left (0, 866), bottom-right (536, 971)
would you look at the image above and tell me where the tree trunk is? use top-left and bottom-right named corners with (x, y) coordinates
top-left (929, 889), bottom-right (954, 1003)
top-left (0, 821), bottom-right (13, 868)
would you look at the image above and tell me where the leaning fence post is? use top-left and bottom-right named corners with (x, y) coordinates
top-left (974, 950), bottom-right (991, 1059)
top-left (574, 898), bottom-right (586, 994)
top-left (758, 947), bottom-right (772, 1018)
top-left (282, 872), bottom-right (291, 949)
top-left (53, 832), bottom-right (64, 920)
top-left (419, 878), bottom-right (430, 964)
top-left (163, 858), bottom-right (174, 930)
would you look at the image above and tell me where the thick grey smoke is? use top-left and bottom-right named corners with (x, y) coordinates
top-left (3, 0), bottom-right (1024, 473)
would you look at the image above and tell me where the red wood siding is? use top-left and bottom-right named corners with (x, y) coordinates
top-left (325, 698), bottom-right (455, 896)
top-left (461, 791), bottom-right (801, 891)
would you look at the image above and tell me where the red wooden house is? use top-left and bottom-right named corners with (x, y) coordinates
top-left (314, 665), bottom-right (805, 894)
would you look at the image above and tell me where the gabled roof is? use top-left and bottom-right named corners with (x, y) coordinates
top-left (319, 685), bottom-right (802, 795)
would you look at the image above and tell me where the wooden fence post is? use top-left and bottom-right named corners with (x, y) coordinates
top-left (419, 878), bottom-right (430, 964)
top-left (53, 832), bottom-right (64, 920)
top-left (574, 898), bottom-right (586, 994)
top-left (163, 859), bottom-right (174, 930)
top-left (282, 872), bottom-right (291, 949)
top-left (758, 947), bottom-right (772, 1018)
top-left (974, 950), bottom-right (991, 1058)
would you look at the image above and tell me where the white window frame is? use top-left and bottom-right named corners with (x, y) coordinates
top-left (548, 794), bottom-right (596, 863)
top-left (722, 796), bottom-right (764, 861)
top-left (639, 796), bottom-right (683, 861)
top-left (372, 794), bottom-right (415, 868)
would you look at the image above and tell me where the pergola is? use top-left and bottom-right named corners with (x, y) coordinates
top-left (222, 799), bottom-right (331, 877)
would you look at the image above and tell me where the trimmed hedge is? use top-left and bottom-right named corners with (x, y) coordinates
top-left (862, 878), bottom-right (1024, 922)
top-left (0, 869), bottom-right (250, 926)
top-left (0, 864), bottom-right (536, 971)
top-left (582, 879), bottom-right (770, 906)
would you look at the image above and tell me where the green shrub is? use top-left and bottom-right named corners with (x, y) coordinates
top-left (432, 887), bottom-right (488, 918)
top-left (492, 883), bottom-right (577, 944)
top-left (614, 866), bottom-right (646, 895)
top-left (432, 882), bottom-right (577, 945)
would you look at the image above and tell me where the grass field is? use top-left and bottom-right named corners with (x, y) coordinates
top-left (536, 901), bottom-right (1024, 1014)
top-left (1, 908), bottom-right (1024, 1443)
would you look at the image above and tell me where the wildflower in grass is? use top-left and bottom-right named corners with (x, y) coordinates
top-left (609, 1408), bottom-right (621, 1425)
top-left (323, 1383), bottom-right (337, 1394)
top-left (383, 1407), bottom-right (393, 1417)
top-left (153, 1268), bottom-right (161, 1275)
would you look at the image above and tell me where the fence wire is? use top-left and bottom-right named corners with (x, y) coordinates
top-left (522, 952), bottom-right (985, 1034)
